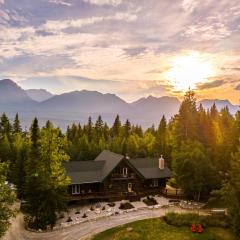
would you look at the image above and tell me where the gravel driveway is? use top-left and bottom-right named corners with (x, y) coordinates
top-left (3, 207), bottom-right (189, 240)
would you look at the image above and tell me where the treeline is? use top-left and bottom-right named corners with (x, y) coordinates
top-left (66, 114), bottom-right (170, 161)
top-left (0, 90), bottom-right (239, 235)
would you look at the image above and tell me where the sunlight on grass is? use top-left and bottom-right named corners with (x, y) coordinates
top-left (92, 218), bottom-right (237, 240)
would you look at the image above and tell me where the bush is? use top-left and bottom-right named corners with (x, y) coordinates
top-left (119, 202), bottom-right (134, 210)
top-left (143, 196), bottom-right (158, 206)
top-left (108, 202), bottom-right (115, 207)
top-left (66, 216), bottom-right (72, 222)
top-left (164, 212), bottom-right (228, 228)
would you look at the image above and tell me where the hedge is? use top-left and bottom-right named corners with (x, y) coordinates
top-left (164, 212), bottom-right (229, 228)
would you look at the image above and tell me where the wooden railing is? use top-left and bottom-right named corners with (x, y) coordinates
top-left (162, 188), bottom-right (184, 198)
top-left (69, 188), bottom-right (185, 201)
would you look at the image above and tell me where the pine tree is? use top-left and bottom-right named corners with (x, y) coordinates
top-left (210, 102), bottom-right (218, 119)
top-left (86, 116), bottom-right (93, 141)
top-left (111, 115), bottom-right (121, 137)
top-left (95, 115), bottom-right (104, 139)
top-left (124, 119), bottom-right (131, 137)
top-left (155, 115), bottom-right (167, 156)
top-left (222, 141), bottom-right (240, 236)
top-left (174, 90), bottom-right (199, 143)
top-left (0, 162), bottom-right (15, 237)
top-left (0, 134), bottom-right (11, 162)
top-left (24, 118), bottom-right (42, 225)
top-left (172, 140), bottom-right (215, 201)
top-left (78, 134), bottom-right (90, 160)
top-left (13, 113), bottom-right (22, 134)
top-left (0, 113), bottom-right (12, 138)
top-left (11, 134), bottom-right (29, 198)
top-left (25, 122), bottom-right (70, 229)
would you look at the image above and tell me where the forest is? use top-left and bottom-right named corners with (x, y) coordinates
top-left (0, 90), bottom-right (240, 236)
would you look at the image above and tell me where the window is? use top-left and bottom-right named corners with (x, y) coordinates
top-left (72, 184), bottom-right (80, 195)
top-left (153, 179), bottom-right (158, 187)
top-left (123, 167), bottom-right (128, 177)
top-left (128, 183), bottom-right (132, 192)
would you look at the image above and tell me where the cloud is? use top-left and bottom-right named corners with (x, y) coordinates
top-left (0, 0), bottom-right (240, 104)
top-left (221, 67), bottom-right (240, 71)
top-left (0, 0), bottom-right (4, 4)
top-left (49, 0), bottom-right (72, 6)
top-left (197, 80), bottom-right (226, 90)
top-left (182, 0), bottom-right (199, 13)
top-left (82, 0), bottom-right (122, 6)
top-left (146, 67), bottom-right (170, 74)
top-left (235, 84), bottom-right (240, 91)
top-left (41, 12), bottom-right (137, 33)
top-left (122, 47), bottom-right (147, 57)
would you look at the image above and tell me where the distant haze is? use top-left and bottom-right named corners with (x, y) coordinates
top-left (0, 79), bottom-right (239, 130)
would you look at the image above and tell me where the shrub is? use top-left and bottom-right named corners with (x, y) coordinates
top-left (143, 196), bottom-right (158, 206)
top-left (164, 212), bottom-right (228, 228)
top-left (66, 216), bottom-right (72, 222)
top-left (108, 202), bottom-right (115, 207)
top-left (119, 202), bottom-right (134, 210)
top-left (75, 209), bottom-right (80, 214)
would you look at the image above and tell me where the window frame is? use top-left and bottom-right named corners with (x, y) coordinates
top-left (72, 184), bottom-right (81, 195)
top-left (123, 167), bottom-right (128, 177)
top-left (152, 179), bottom-right (159, 187)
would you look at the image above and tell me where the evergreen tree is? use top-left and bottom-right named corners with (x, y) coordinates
top-left (124, 119), bottom-right (131, 137)
top-left (25, 122), bottom-right (70, 229)
top-left (222, 141), bottom-right (240, 236)
top-left (86, 116), bottom-right (93, 141)
top-left (125, 135), bottom-right (138, 158)
top-left (24, 118), bottom-right (42, 224)
top-left (210, 102), bottom-right (218, 119)
top-left (78, 134), bottom-right (90, 160)
top-left (155, 115), bottom-right (167, 157)
top-left (0, 134), bottom-right (11, 162)
top-left (12, 134), bottom-right (29, 198)
top-left (0, 113), bottom-right (12, 138)
top-left (103, 122), bottom-right (110, 141)
top-left (111, 115), bottom-right (121, 137)
top-left (174, 90), bottom-right (199, 143)
top-left (0, 162), bottom-right (15, 237)
top-left (13, 113), bottom-right (22, 134)
top-left (95, 115), bottom-right (104, 139)
top-left (172, 140), bottom-right (215, 201)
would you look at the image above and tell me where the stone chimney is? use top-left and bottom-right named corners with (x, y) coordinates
top-left (159, 155), bottom-right (165, 170)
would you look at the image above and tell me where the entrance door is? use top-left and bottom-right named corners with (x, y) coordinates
top-left (128, 183), bottom-right (133, 192)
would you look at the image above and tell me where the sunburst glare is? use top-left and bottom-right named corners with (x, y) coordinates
top-left (166, 52), bottom-right (215, 92)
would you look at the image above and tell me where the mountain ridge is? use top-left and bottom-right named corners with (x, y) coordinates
top-left (26, 89), bottom-right (54, 102)
top-left (0, 79), bottom-right (239, 130)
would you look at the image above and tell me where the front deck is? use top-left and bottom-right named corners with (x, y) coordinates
top-left (68, 188), bottom-right (170, 202)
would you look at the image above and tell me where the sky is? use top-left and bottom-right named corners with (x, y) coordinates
top-left (0, 0), bottom-right (239, 103)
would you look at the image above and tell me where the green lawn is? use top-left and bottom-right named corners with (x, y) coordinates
top-left (92, 218), bottom-right (237, 240)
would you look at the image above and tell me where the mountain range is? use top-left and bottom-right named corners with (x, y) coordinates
top-left (0, 79), bottom-right (239, 130)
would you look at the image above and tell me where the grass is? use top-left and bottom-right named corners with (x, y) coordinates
top-left (92, 218), bottom-right (237, 240)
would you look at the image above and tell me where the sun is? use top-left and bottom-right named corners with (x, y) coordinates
top-left (165, 52), bottom-right (215, 92)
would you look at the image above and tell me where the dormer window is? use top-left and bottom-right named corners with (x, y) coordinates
top-left (123, 167), bottom-right (128, 177)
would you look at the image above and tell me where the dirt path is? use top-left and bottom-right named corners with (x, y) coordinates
top-left (3, 207), bottom-right (194, 240)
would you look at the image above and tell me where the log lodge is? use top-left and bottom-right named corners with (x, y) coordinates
top-left (64, 150), bottom-right (171, 201)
